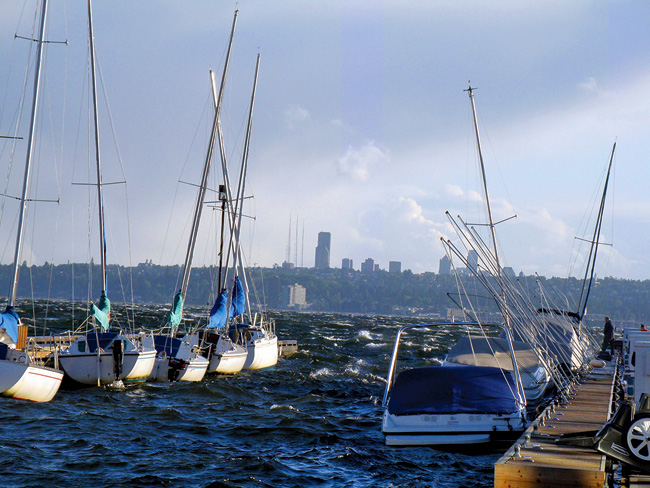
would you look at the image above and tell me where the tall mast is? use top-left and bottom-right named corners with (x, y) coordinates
top-left (578, 142), bottom-right (616, 319)
top-left (8, 0), bottom-right (49, 306)
top-left (465, 84), bottom-right (501, 277)
top-left (180, 10), bottom-right (237, 299)
top-left (230, 53), bottom-right (261, 317)
top-left (87, 0), bottom-right (107, 294)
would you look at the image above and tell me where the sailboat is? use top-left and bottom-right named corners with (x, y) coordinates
top-left (161, 11), bottom-right (247, 377)
top-left (57, 0), bottom-right (155, 387)
top-left (211, 48), bottom-right (278, 372)
top-left (0, 0), bottom-right (64, 402)
top-left (382, 85), bottom-right (530, 445)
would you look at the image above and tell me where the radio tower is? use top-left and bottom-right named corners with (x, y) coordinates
top-left (285, 214), bottom-right (292, 264)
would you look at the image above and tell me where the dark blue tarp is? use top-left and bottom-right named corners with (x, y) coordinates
top-left (153, 335), bottom-right (181, 357)
top-left (230, 277), bottom-right (245, 318)
top-left (388, 365), bottom-right (523, 415)
top-left (0, 306), bottom-right (20, 343)
top-left (209, 290), bottom-right (228, 328)
top-left (86, 332), bottom-right (118, 353)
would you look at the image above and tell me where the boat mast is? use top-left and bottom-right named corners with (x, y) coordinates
top-left (179, 10), bottom-right (237, 299)
top-left (229, 53), bottom-right (260, 318)
top-left (465, 85), bottom-right (501, 278)
top-left (8, 0), bottom-right (49, 307)
top-left (465, 85), bottom-right (525, 404)
top-left (87, 0), bottom-right (107, 295)
top-left (577, 142), bottom-right (616, 320)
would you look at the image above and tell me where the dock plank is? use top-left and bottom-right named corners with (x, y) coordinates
top-left (495, 365), bottom-right (616, 488)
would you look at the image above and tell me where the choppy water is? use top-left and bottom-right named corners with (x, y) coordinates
top-left (1, 305), bottom-right (500, 488)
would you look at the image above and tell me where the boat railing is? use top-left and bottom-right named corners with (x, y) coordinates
top-left (382, 321), bottom-right (519, 407)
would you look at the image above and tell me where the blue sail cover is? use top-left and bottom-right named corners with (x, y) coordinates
top-left (388, 365), bottom-right (523, 415)
top-left (169, 290), bottom-right (183, 329)
top-left (229, 277), bottom-right (245, 318)
top-left (0, 306), bottom-right (20, 343)
top-left (209, 290), bottom-right (228, 328)
top-left (91, 291), bottom-right (110, 331)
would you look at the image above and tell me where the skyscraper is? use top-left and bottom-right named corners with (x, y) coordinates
top-left (467, 250), bottom-right (479, 272)
top-left (439, 255), bottom-right (451, 274)
top-left (315, 232), bottom-right (331, 269)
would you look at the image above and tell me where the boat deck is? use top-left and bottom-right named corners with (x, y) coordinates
top-left (494, 364), bottom-right (617, 488)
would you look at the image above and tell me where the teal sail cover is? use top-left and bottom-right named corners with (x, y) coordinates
top-left (209, 290), bottom-right (228, 328)
top-left (0, 306), bottom-right (19, 343)
top-left (230, 277), bottom-right (245, 318)
top-left (91, 291), bottom-right (110, 331)
top-left (169, 290), bottom-right (183, 329)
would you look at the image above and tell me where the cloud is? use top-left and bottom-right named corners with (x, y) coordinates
top-left (283, 104), bottom-right (310, 129)
top-left (336, 141), bottom-right (388, 182)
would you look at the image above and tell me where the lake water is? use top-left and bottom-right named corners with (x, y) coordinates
top-left (1, 305), bottom-right (501, 487)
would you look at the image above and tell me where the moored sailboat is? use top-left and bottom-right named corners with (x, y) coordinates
top-left (57, 0), bottom-right (155, 387)
top-left (0, 0), bottom-right (63, 402)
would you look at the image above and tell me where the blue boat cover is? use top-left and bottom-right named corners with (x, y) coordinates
top-left (86, 332), bottom-right (118, 353)
top-left (230, 277), bottom-right (245, 318)
top-left (91, 291), bottom-right (110, 331)
top-left (388, 365), bottom-right (523, 415)
top-left (169, 290), bottom-right (183, 329)
top-left (209, 290), bottom-right (228, 329)
top-left (153, 335), bottom-right (181, 357)
top-left (0, 306), bottom-right (20, 343)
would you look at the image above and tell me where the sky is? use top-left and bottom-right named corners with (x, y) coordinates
top-left (0, 0), bottom-right (649, 282)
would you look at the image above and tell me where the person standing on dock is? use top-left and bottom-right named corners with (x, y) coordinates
top-left (602, 316), bottom-right (615, 353)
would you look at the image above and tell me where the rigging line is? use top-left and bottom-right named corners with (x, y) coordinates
top-left (96, 59), bottom-right (126, 180)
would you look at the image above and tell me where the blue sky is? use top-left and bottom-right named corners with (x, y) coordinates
top-left (0, 1), bottom-right (649, 280)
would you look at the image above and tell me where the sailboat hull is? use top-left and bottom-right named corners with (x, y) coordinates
top-left (243, 334), bottom-right (278, 370)
top-left (60, 349), bottom-right (156, 386)
top-left (148, 356), bottom-right (208, 382)
top-left (0, 360), bottom-right (63, 402)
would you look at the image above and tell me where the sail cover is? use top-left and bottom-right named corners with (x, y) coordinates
top-left (91, 291), bottom-right (110, 331)
top-left (209, 290), bottom-right (228, 328)
top-left (388, 365), bottom-right (523, 415)
top-left (0, 306), bottom-right (20, 343)
top-left (230, 277), bottom-right (245, 318)
top-left (169, 290), bottom-right (183, 329)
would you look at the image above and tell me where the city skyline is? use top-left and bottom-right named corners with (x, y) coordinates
top-left (0, 2), bottom-right (648, 280)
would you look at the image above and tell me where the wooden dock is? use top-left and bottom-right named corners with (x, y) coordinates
top-left (494, 365), bottom-right (617, 488)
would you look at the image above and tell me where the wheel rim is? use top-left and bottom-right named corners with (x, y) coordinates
top-left (627, 418), bottom-right (650, 461)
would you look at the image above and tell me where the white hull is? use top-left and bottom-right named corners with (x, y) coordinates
top-left (244, 334), bottom-right (278, 370)
top-left (0, 360), bottom-right (63, 402)
top-left (148, 356), bottom-right (208, 382)
top-left (60, 349), bottom-right (156, 386)
top-left (205, 334), bottom-right (247, 374)
top-left (209, 347), bottom-right (247, 374)
top-left (382, 409), bottom-right (526, 446)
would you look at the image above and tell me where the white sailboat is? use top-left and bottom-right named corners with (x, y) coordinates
top-left (57, 0), bottom-right (155, 387)
top-left (213, 48), bottom-right (278, 372)
top-left (0, 0), bottom-right (63, 402)
top-left (161, 11), bottom-right (246, 378)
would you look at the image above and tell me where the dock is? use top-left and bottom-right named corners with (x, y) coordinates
top-left (494, 364), bottom-right (618, 488)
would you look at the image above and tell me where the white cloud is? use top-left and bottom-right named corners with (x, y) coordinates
top-left (336, 141), bottom-right (388, 182)
top-left (283, 104), bottom-right (310, 129)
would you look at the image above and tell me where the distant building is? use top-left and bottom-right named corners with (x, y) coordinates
top-left (342, 258), bottom-right (353, 270)
top-left (361, 258), bottom-right (375, 273)
top-left (467, 250), bottom-right (479, 272)
top-left (282, 283), bottom-right (307, 309)
top-left (315, 232), bottom-right (331, 269)
top-left (281, 261), bottom-right (295, 270)
top-left (503, 267), bottom-right (516, 279)
top-left (439, 255), bottom-right (451, 275)
top-left (374, 264), bottom-right (380, 272)
top-left (389, 261), bottom-right (401, 273)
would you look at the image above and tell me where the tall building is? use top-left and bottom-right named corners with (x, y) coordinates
top-left (467, 250), bottom-right (479, 272)
top-left (342, 258), bottom-right (353, 270)
top-left (282, 283), bottom-right (307, 309)
top-left (439, 255), bottom-right (451, 275)
top-left (389, 261), bottom-right (401, 273)
top-left (361, 257), bottom-right (375, 273)
top-left (314, 232), bottom-right (331, 269)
